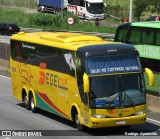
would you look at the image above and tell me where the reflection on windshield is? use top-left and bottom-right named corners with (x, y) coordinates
top-left (89, 74), bottom-right (145, 108)
top-left (87, 3), bottom-right (104, 14)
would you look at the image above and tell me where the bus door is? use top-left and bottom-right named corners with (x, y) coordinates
top-left (75, 53), bottom-right (89, 124)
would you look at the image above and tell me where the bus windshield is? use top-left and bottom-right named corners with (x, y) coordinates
top-left (89, 74), bottom-right (145, 108)
top-left (87, 3), bottom-right (104, 14)
top-left (85, 54), bottom-right (145, 108)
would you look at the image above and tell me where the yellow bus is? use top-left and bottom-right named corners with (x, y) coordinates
top-left (10, 31), bottom-right (154, 130)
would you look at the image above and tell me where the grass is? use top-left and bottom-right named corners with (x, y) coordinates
top-left (104, 0), bottom-right (129, 9)
top-left (0, 0), bottom-right (36, 8)
top-left (1, 0), bottom-right (129, 9)
top-left (0, 8), bottom-right (116, 34)
top-left (0, 8), bottom-right (28, 27)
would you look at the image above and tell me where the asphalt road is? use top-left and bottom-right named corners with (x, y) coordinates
top-left (0, 74), bottom-right (160, 139)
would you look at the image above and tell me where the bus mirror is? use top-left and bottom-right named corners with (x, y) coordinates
top-left (83, 73), bottom-right (90, 93)
top-left (145, 68), bottom-right (154, 86)
top-left (87, 3), bottom-right (90, 7)
top-left (104, 3), bottom-right (106, 7)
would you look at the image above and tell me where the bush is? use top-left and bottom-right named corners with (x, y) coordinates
top-left (27, 13), bottom-right (55, 26)
top-left (27, 11), bottom-right (79, 28)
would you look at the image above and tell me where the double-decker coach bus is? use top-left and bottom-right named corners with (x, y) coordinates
top-left (114, 21), bottom-right (160, 95)
top-left (10, 31), bottom-right (154, 130)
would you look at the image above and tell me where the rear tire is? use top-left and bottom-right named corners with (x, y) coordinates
top-left (30, 94), bottom-right (38, 113)
top-left (24, 94), bottom-right (31, 110)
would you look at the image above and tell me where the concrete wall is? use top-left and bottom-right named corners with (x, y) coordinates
top-left (0, 43), bottom-right (10, 60)
top-left (147, 94), bottom-right (160, 113)
top-left (0, 43), bottom-right (10, 72)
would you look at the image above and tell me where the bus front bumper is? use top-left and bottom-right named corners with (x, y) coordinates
top-left (88, 114), bottom-right (146, 128)
top-left (85, 15), bottom-right (105, 20)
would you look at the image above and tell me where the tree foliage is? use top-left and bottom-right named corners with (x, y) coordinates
top-left (133, 0), bottom-right (148, 21)
top-left (134, 0), bottom-right (160, 21)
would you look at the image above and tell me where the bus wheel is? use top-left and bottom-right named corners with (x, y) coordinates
top-left (75, 114), bottom-right (84, 131)
top-left (30, 94), bottom-right (37, 113)
top-left (24, 94), bottom-right (30, 110)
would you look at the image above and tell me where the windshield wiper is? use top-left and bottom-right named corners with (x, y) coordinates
top-left (104, 90), bottom-right (135, 108)
top-left (104, 94), bottom-right (120, 108)
top-left (122, 90), bottom-right (135, 106)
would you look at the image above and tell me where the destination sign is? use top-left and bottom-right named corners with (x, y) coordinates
top-left (87, 55), bottom-right (140, 74)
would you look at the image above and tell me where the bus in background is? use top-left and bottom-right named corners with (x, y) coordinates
top-left (114, 21), bottom-right (160, 95)
top-left (10, 31), bottom-right (154, 130)
top-left (68, 0), bottom-right (106, 20)
top-left (37, 0), bottom-right (106, 20)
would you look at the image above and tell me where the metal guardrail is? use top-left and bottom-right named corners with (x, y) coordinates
top-left (20, 27), bottom-right (43, 32)
top-left (20, 27), bottom-right (115, 41)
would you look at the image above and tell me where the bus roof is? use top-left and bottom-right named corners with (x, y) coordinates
top-left (78, 43), bottom-right (138, 56)
top-left (131, 21), bottom-right (160, 28)
top-left (11, 31), bottom-right (119, 51)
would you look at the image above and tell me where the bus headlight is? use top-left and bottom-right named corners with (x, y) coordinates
top-left (135, 110), bottom-right (146, 115)
top-left (91, 114), bottom-right (106, 118)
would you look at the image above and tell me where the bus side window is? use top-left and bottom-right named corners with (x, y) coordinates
top-left (127, 27), bottom-right (141, 44)
top-left (156, 30), bottom-right (160, 46)
top-left (142, 29), bottom-right (154, 45)
top-left (75, 54), bottom-right (83, 85)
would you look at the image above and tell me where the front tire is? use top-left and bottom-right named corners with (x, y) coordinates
top-left (75, 114), bottom-right (84, 131)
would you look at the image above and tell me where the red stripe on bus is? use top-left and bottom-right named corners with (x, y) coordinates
top-left (38, 92), bottom-right (70, 118)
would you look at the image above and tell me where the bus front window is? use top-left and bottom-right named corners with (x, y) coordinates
top-left (85, 54), bottom-right (145, 108)
top-left (89, 74), bottom-right (145, 108)
top-left (86, 2), bottom-right (104, 14)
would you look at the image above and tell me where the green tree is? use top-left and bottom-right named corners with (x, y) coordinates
top-left (152, 0), bottom-right (160, 13)
top-left (134, 0), bottom-right (160, 20)
top-left (134, 0), bottom-right (149, 21)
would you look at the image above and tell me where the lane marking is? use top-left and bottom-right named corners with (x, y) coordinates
top-left (0, 74), bottom-right (10, 79)
top-left (5, 137), bottom-right (11, 139)
top-left (147, 118), bottom-right (160, 124)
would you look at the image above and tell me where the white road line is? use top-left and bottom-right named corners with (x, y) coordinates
top-left (4, 137), bottom-right (11, 139)
top-left (0, 74), bottom-right (10, 79)
top-left (147, 118), bottom-right (160, 124)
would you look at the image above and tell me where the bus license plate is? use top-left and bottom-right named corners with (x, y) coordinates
top-left (116, 120), bottom-right (126, 125)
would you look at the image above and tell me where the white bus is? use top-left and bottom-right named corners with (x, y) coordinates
top-left (68, 0), bottom-right (106, 20)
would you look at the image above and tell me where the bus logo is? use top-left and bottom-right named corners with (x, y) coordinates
top-left (39, 62), bottom-right (68, 90)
